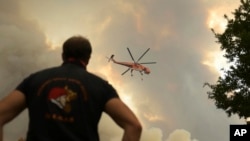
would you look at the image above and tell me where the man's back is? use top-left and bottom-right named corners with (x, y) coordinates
top-left (16, 61), bottom-right (119, 141)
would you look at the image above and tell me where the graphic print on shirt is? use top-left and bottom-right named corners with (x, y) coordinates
top-left (37, 77), bottom-right (88, 122)
top-left (48, 86), bottom-right (77, 113)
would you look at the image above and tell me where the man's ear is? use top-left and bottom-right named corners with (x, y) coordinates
top-left (82, 59), bottom-right (89, 66)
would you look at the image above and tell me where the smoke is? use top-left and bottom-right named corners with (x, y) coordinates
top-left (0, 0), bottom-right (60, 92)
top-left (99, 114), bottom-right (123, 141)
top-left (166, 129), bottom-right (198, 141)
top-left (99, 115), bottom-right (199, 141)
top-left (0, 0), bottom-right (60, 140)
top-left (142, 128), bottom-right (200, 141)
top-left (141, 128), bottom-right (163, 141)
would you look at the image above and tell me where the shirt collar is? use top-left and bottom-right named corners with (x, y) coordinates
top-left (62, 58), bottom-right (87, 70)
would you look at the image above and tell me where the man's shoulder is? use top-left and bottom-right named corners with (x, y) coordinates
top-left (86, 72), bottom-right (109, 83)
top-left (27, 66), bottom-right (62, 79)
top-left (37, 66), bottom-right (61, 73)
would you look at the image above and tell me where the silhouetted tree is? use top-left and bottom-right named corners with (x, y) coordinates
top-left (205, 0), bottom-right (250, 120)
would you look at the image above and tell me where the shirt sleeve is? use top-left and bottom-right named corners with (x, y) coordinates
top-left (103, 81), bottom-right (119, 104)
top-left (15, 75), bottom-right (31, 96)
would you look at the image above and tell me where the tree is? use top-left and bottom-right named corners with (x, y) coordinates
top-left (205, 0), bottom-right (250, 120)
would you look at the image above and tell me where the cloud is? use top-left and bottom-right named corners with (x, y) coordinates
top-left (141, 127), bottom-right (163, 141)
top-left (0, 0), bottom-right (60, 80)
top-left (0, 0), bottom-right (60, 140)
top-left (166, 129), bottom-right (198, 141)
top-left (140, 128), bottom-right (199, 141)
top-left (99, 114), bottom-right (123, 141)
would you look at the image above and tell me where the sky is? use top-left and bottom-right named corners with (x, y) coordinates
top-left (0, 0), bottom-right (245, 141)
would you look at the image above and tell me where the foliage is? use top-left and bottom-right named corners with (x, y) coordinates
top-left (205, 0), bottom-right (250, 119)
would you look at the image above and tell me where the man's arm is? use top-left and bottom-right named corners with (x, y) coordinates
top-left (104, 98), bottom-right (142, 141)
top-left (0, 90), bottom-right (26, 141)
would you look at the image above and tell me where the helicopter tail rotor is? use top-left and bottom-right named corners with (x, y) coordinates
top-left (107, 54), bottom-right (115, 62)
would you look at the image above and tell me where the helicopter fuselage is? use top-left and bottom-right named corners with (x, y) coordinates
top-left (108, 48), bottom-right (155, 76)
top-left (111, 59), bottom-right (150, 74)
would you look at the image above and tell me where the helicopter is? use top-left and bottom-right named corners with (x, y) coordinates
top-left (108, 47), bottom-right (156, 77)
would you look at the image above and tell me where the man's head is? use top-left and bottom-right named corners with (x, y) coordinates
top-left (62, 36), bottom-right (92, 64)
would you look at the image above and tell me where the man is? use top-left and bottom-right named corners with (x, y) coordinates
top-left (0, 35), bottom-right (142, 141)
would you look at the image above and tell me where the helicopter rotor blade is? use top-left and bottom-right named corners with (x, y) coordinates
top-left (127, 48), bottom-right (136, 63)
top-left (140, 62), bottom-right (157, 64)
top-left (137, 48), bottom-right (150, 62)
top-left (121, 68), bottom-right (130, 75)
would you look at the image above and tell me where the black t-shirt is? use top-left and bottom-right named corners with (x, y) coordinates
top-left (16, 61), bottom-right (119, 141)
